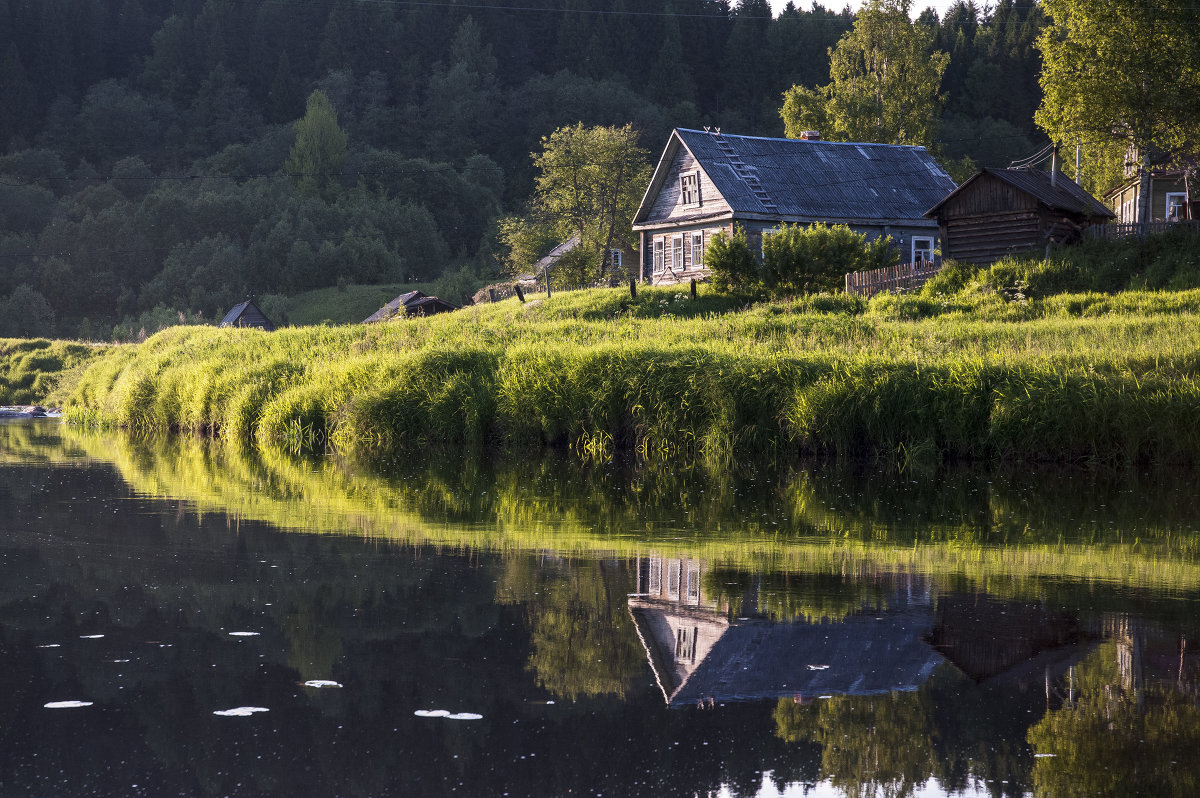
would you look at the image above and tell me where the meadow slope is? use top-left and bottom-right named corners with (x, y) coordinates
top-left (61, 284), bottom-right (1200, 464)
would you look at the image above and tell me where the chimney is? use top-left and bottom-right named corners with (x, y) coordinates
top-left (799, 130), bottom-right (821, 141)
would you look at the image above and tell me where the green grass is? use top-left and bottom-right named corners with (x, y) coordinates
top-left (0, 338), bottom-right (109, 406)
top-left (261, 281), bottom-right (441, 326)
top-left (55, 282), bottom-right (1200, 464)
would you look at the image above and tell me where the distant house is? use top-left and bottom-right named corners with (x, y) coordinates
top-left (218, 299), bottom-right (275, 331)
top-left (631, 128), bottom-right (958, 285)
top-left (526, 235), bottom-right (639, 288)
top-left (924, 167), bottom-right (1114, 266)
top-left (362, 290), bottom-right (458, 323)
top-left (1106, 150), bottom-right (1197, 225)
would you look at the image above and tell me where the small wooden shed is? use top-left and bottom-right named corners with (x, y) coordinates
top-left (925, 168), bottom-right (1115, 266)
top-left (218, 299), bottom-right (275, 331)
top-left (362, 290), bottom-right (458, 323)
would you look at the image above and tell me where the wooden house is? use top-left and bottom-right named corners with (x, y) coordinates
top-left (924, 167), bottom-right (1114, 266)
top-left (1108, 171), bottom-right (1194, 225)
top-left (523, 235), bottom-right (640, 288)
top-left (631, 128), bottom-right (957, 285)
top-left (363, 290), bottom-right (458, 323)
top-left (218, 299), bottom-right (275, 331)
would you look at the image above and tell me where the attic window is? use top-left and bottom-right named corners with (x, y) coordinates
top-left (680, 172), bottom-right (701, 206)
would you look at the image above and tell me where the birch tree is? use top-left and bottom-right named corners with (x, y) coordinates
top-left (1036, 0), bottom-right (1200, 227)
top-left (780, 0), bottom-right (948, 148)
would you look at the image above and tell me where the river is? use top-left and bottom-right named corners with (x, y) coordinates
top-left (1, 420), bottom-right (1198, 797)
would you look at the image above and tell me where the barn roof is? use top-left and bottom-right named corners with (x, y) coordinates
top-left (926, 167), bottom-right (1115, 219)
top-left (363, 291), bottom-right (459, 323)
top-left (218, 299), bottom-right (275, 331)
top-left (635, 128), bottom-right (957, 227)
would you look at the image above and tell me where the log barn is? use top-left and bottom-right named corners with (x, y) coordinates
top-left (924, 168), bottom-right (1114, 266)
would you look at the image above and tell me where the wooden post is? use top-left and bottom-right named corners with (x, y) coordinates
top-left (488, 288), bottom-right (497, 303)
top-left (514, 284), bottom-right (525, 303)
top-left (689, 278), bottom-right (697, 300)
top-left (629, 279), bottom-right (636, 299)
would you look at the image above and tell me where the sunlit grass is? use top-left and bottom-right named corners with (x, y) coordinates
top-left (54, 283), bottom-right (1200, 463)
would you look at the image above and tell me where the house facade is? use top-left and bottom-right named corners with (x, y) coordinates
top-left (1107, 168), bottom-right (1196, 224)
top-left (925, 167), bottom-right (1114, 266)
top-left (631, 128), bottom-right (958, 286)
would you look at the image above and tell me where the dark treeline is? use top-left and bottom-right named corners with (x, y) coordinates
top-left (0, 0), bottom-right (1044, 339)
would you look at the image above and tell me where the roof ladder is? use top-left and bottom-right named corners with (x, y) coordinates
top-left (711, 133), bottom-right (778, 212)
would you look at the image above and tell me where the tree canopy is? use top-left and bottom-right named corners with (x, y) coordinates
top-left (780, 0), bottom-right (949, 148)
top-left (1036, 0), bottom-right (1200, 215)
top-left (502, 123), bottom-right (650, 287)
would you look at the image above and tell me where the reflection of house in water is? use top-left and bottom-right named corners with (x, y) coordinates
top-left (928, 593), bottom-right (1081, 685)
top-left (629, 556), bottom-right (944, 707)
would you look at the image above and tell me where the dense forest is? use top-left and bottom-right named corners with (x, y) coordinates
top-left (0, 0), bottom-right (1047, 338)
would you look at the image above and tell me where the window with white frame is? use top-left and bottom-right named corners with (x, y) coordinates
top-left (609, 248), bottom-right (623, 270)
top-left (648, 557), bottom-right (662, 595)
top-left (653, 239), bottom-right (665, 273)
top-left (686, 562), bottom-right (700, 605)
top-left (1167, 192), bottom-right (1187, 221)
top-left (680, 172), bottom-right (700, 206)
top-left (672, 235), bottom-right (683, 271)
top-left (912, 236), bottom-right (935, 265)
top-left (691, 232), bottom-right (704, 268)
top-left (675, 626), bottom-right (697, 663)
top-left (667, 560), bottom-right (681, 600)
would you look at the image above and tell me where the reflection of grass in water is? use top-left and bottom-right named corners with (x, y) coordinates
top-left (56, 427), bottom-right (1200, 601)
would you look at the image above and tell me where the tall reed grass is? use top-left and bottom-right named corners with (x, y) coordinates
top-left (59, 284), bottom-right (1200, 464)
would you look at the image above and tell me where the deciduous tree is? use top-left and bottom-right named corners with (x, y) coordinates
top-left (501, 123), bottom-right (650, 286)
top-left (780, 0), bottom-right (948, 147)
top-left (285, 90), bottom-right (347, 202)
top-left (1035, 0), bottom-right (1200, 227)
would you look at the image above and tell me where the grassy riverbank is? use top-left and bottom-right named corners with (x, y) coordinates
top-left (59, 282), bottom-right (1200, 465)
top-left (0, 338), bottom-right (108, 406)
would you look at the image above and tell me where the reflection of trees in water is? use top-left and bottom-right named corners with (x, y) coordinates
top-left (496, 556), bottom-right (643, 700)
top-left (1028, 639), bottom-right (1200, 797)
top-left (773, 664), bottom-right (1040, 798)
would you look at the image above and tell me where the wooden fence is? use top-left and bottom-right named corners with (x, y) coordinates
top-left (845, 261), bottom-right (942, 298)
top-left (1085, 220), bottom-right (1200, 240)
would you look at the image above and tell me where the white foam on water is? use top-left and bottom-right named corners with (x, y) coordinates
top-left (79, 635), bottom-right (105, 639)
top-left (446, 713), bottom-right (483, 721)
top-left (37, 644), bottom-right (61, 648)
top-left (414, 709), bottom-right (450, 718)
top-left (44, 701), bottom-right (93, 709)
top-left (213, 707), bottom-right (270, 717)
top-left (110, 659), bottom-right (130, 663)
top-left (303, 680), bottom-right (343, 689)
top-left (1034, 753), bottom-right (1057, 758)
top-left (228, 632), bottom-right (260, 637)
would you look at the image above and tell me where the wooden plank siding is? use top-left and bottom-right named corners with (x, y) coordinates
top-left (645, 151), bottom-right (732, 225)
top-left (942, 211), bottom-right (1043, 265)
top-left (846, 261), bottom-right (942, 297)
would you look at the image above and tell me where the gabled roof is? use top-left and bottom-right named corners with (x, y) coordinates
top-left (926, 167), bottom-right (1115, 219)
top-left (635, 128), bottom-right (957, 227)
top-left (363, 291), bottom-right (459, 323)
top-left (533, 236), bottom-right (579, 274)
top-left (218, 300), bottom-right (275, 331)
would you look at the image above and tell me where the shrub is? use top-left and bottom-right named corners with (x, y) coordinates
top-left (762, 223), bottom-right (896, 296)
top-left (704, 226), bottom-right (759, 293)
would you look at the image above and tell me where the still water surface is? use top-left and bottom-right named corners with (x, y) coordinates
top-left (2, 421), bottom-right (1200, 797)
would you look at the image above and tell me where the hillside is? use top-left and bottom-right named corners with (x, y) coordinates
top-left (0, 0), bottom-right (1046, 340)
